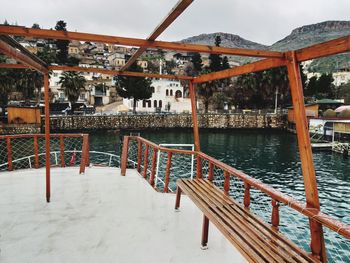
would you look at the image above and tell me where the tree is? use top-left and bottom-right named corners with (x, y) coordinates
top-left (59, 71), bottom-right (86, 105)
top-left (336, 82), bottom-right (350, 103)
top-left (190, 52), bottom-right (203, 76)
top-left (222, 56), bottom-right (230, 70)
top-left (114, 63), bottom-right (152, 113)
top-left (32, 23), bottom-right (40, 29)
top-left (55, 20), bottom-right (70, 64)
top-left (208, 36), bottom-right (222, 72)
top-left (305, 73), bottom-right (334, 99)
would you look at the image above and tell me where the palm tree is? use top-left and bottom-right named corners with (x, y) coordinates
top-left (59, 71), bottom-right (86, 105)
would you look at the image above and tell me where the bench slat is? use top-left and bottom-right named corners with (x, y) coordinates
top-left (177, 179), bottom-right (318, 263)
top-left (198, 179), bottom-right (315, 262)
top-left (184, 180), bottom-right (289, 262)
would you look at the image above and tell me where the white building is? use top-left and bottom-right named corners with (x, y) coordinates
top-left (123, 79), bottom-right (191, 113)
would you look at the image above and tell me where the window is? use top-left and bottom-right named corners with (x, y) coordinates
top-left (166, 89), bottom-right (169, 96)
top-left (170, 90), bottom-right (173, 96)
top-left (53, 73), bottom-right (58, 77)
top-left (147, 100), bottom-right (151, 108)
top-left (151, 86), bottom-right (155, 93)
top-left (143, 100), bottom-right (147, 108)
top-left (175, 90), bottom-right (182, 98)
top-left (159, 100), bottom-right (162, 108)
top-left (153, 100), bottom-right (157, 108)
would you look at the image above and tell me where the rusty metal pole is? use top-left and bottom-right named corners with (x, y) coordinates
top-left (44, 73), bottom-right (51, 203)
top-left (286, 51), bottom-right (326, 262)
top-left (189, 80), bottom-right (200, 151)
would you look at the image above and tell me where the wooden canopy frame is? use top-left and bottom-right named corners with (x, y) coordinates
top-left (1, 1), bottom-right (350, 260)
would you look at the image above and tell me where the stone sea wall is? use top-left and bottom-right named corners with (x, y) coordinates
top-left (46, 114), bottom-right (287, 131)
top-left (0, 124), bottom-right (41, 135)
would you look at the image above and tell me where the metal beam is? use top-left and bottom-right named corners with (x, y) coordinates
top-left (0, 26), bottom-right (284, 59)
top-left (193, 58), bottom-right (287, 83)
top-left (121, 0), bottom-right (193, 71)
top-left (0, 36), bottom-right (48, 73)
top-left (48, 65), bottom-right (194, 80)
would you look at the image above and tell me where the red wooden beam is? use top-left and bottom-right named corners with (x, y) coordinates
top-left (0, 39), bottom-right (48, 73)
top-left (49, 65), bottom-right (193, 80)
top-left (0, 26), bottom-right (284, 58)
top-left (121, 0), bottom-right (194, 71)
top-left (0, 63), bottom-right (28, 69)
top-left (193, 58), bottom-right (287, 83)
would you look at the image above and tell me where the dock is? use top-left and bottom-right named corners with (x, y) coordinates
top-left (311, 142), bottom-right (333, 150)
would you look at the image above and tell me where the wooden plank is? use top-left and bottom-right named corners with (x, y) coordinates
top-left (120, 136), bottom-right (129, 176)
top-left (189, 81), bottom-right (200, 151)
top-left (286, 51), bottom-right (326, 261)
top-left (49, 65), bottom-right (193, 80)
top-left (0, 26), bottom-right (284, 58)
top-left (43, 73), bottom-right (50, 202)
top-left (142, 145), bottom-right (149, 179)
top-left (164, 152), bottom-right (173, 193)
top-left (33, 135), bottom-right (39, 169)
top-left (6, 137), bottom-right (13, 171)
top-left (0, 39), bottom-right (48, 73)
top-left (190, 180), bottom-right (299, 263)
top-left (0, 63), bottom-right (28, 69)
top-left (59, 135), bottom-right (65, 167)
top-left (296, 34), bottom-right (350, 62)
top-left (121, 0), bottom-right (193, 70)
top-left (149, 148), bottom-right (158, 186)
top-left (198, 180), bottom-right (316, 262)
top-left (193, 58), bottom-right (287, 83)
top-left (185, 179), bottom-right (315, 262)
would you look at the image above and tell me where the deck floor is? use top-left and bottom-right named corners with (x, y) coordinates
top-left (0, 167), bottom-right (245, 263)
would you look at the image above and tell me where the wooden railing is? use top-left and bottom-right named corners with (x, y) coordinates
top-left (121, 136), bottom-right (350, 261)
top-left (0, 133), bottom-right (90, 174)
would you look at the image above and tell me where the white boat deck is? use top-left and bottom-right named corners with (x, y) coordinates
top-left (0, 167), bottom-right (245, 263)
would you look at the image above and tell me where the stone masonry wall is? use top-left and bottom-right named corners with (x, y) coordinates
top-left (47, 114), bottom-right (287, 132)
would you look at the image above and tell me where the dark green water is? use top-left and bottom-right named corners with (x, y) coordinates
top-left (89, 129), bottom-right (350, 224)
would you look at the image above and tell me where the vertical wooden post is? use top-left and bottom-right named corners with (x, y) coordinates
top-left (79, 135), bottom-right (89, 174)
top-left (286, 51), bottom-right (326, 262)
top-left (196, 155), bottom-right (202, 179)
top-left (137, 140), bottom-right (142, 173)
top-left (120, 136), bottom-right (129, 176)
top-left (208, 162), bottom-right (214, 182)
top-left (143, 144), bottom-right (149, 179)
top-left (149, 148), bottom-right (158, 186)
top-left (189, 80), bottom-right (200, 151)
top-left (34, 135), bottom-right (39, 169)
top-left (271, 199), bottom-right (280, 230)
top-left (44, 73), bottom-right (51, 203)
top-left (224, 171), bottom-right (230, 195)
top-left (244, 183), bottom-right (251, 208)
top-left (6, 137), bottom-right (13, 171)
top-left (86, 134), bottom-right (90, 167)
top-left (60, 135), bottom-right (65, 167)
top-left (164, 151), bottom-right (173, 193)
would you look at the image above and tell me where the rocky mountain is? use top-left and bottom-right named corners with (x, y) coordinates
top-left (180, 21), bottom-right (350, 73)
top-left (181, 32), bottom-right (268, 50)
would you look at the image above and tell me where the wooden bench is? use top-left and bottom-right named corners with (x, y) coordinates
top-left (175, 179), bottom-right (319, 263)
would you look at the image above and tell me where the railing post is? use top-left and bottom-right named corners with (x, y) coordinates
top-left (164, 151), bottom-right (173, 193)
top-left (149, 148), bottom-right (158, 186)
top-left (44, 73), bottom-right (50, 203)
top-left (287, 51), bottom-right (326, 261)
top-left (143, 144), bottom-right (149, 179)
top-left (196, 155), bottom-right (202, 179)
top-left (120, 136), bottom-right (130, 176)
top-left (6, 137), bottom-right (13, 171)
top-left (189, 80), bottom-right (200, 152)
top-left (244, 183), bottom-right (251, 208)
top-left (224, 171), bottom-right (230, 195)
top-left (271, 199), bottom-right (280, 230)
top-left (79, 134), bottom-right (89, 174)
top-left (86, 134), bottom-right (90, 167)
top-left (137, 140), bottom-right (142, 173)
top-left (60, 135), bottom-right (65, 167)
top-left (208, 162), bottom-right (214, 181)
top-left (33, 135), bottom-right (39, 169)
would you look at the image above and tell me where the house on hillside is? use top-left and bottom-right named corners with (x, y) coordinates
top-left (122, 79), bottom-right (191, 113)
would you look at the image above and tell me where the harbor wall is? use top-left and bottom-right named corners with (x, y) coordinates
top-left (0, 124), bottom-right (41, 135)
top-left (46, 113), bottom-right (287, 132)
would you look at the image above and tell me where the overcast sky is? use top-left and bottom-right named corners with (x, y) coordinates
top-left (1, 0), bottom-right (350, 45)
